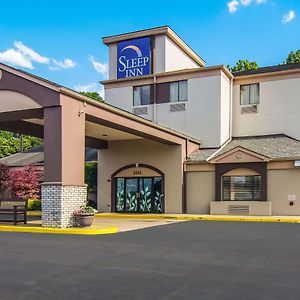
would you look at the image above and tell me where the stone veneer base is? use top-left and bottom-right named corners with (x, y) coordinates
top-left (41, 183), bottom-right (87, 228)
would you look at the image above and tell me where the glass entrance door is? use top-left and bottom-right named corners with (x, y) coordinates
top-left (115, 177), bottom-right (163, 213)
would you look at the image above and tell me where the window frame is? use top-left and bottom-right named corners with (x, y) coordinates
top-left (133, 85), bottom-right (152, 106)
top-left (222, 175), bottom-right (262, 201)
top-left (170, 80), bottom-right (188, 103)
top-left (240, 83), bottom-right (260, 106)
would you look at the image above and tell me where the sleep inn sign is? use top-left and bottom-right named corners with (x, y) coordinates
top-left (117, 37), bottom-right (151, 78)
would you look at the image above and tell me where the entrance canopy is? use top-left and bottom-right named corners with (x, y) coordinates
top-left (0, 63), bottom-right (200, 185)
top-left (0, 63), bottom-right (200, 227)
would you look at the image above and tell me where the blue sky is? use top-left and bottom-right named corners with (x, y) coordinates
top-left (0, 0), bottom-right (299, 96)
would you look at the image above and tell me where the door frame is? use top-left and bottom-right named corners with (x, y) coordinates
top-left (111, 164), bottom-right (165, 213)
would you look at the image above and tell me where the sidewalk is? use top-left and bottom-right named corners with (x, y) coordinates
top-left (95, 213), bottom-right (300, 223)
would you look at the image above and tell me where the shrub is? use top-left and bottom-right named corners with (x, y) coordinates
top-left (7, 166), bottom-right (42, 200)
top-left (27, 199), bottom-right (41, 211)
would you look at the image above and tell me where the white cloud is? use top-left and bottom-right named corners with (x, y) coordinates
top-left (89, 56), bottom-right (108, 77)
top-left (74, 82), bottom-right (97, 92)
top-left (0, 41), bottom-right (49, 69)
top-left (228, 0), bottom-right (267, 13)
top-left (0, 48), bottom-right (34, 69)
top-left (52, 58), bottom-right (77, 70)
top-left (282, 10), bottom-right (296, 24)
top-left (228, 0), bottom-right (239, 13)
top-left (256, 0), bottom-right (267, 4)
top-left (74, 82), bottom-right (104, 99)
top-left (14, 41), bottom-right (49, 64)
top-left (241, 0), bottom-right (252, 6)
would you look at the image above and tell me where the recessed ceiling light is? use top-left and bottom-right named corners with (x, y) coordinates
top-left (102, 134), bottom-right (108, 137)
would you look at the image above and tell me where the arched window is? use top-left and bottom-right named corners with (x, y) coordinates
top-left (222, 168), bottom-right (261, 201)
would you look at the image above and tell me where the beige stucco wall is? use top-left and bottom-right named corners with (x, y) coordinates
top-left (164, 36), bottom-right (200, 72)
top-left (210, 201), bottom-right (272, 216)
top-left (98, 139), bottom-right (184, 213)
top-left (232, 77), bottom-right (300, 140)
top-left (186, 171), bottom-right (215, 214)
top-left (268, 168), bottom-right (300, 215)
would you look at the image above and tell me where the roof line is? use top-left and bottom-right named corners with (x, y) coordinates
top-left (102, 25), bottom-right (206, 67)
top-left (0, 63), bottom-right (201, 145)
top-left (101, 65), bottom-right (233, 85)
top-left (206, 138), bottom-right (232, 162)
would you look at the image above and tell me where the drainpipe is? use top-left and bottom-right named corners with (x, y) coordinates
top-left (153, 75), bottom-right (157, 124)
top-left (182, 138), bottom-right (188, 214)
top-left (229, 77), bottom-right (233, 139)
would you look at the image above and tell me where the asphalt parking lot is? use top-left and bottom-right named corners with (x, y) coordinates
top-left (1, 221), bottom-right (300, 300)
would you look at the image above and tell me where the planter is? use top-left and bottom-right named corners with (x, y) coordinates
top-left (75, 214), bottom-right (95, 227)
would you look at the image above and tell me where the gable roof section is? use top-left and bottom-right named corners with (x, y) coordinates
top-left (208, 146), bottom-right (270, 164)
top-left (188, 135), bottom-right (300, 163)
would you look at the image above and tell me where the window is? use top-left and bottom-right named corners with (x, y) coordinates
top-left (222, 175), bottom-right (261, 201)
top-left (240, 83), bottom-right (260, 105)
top-left (133, 85), bottom-right (151, 106)
top-left (170, 80), bottom-right (188, 102)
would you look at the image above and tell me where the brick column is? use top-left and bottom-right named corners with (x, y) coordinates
top-left (42, 96), bottom-right (86, 228)
top-left (41, 184), bottom-right (87, 228)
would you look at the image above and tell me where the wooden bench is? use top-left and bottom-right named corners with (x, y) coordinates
top-left (0, 198), bottom-right (28, 225)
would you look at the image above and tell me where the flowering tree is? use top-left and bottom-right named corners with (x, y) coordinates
top-left (0, 163), bottom-right (9, 189)
top-left (7, 166), bottom-right (42, 199)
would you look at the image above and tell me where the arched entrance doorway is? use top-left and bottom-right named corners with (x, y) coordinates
top-left (111, 164), bottom-right (164, 213)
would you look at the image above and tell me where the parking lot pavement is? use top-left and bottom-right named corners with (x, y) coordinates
top-left (1, 221), bottom-right (300, 300)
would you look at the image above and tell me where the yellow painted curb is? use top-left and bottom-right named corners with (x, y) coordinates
top-left (0, 225), bottom-right (118, 235)
top-left (95, 213), bottom-right (300, 224)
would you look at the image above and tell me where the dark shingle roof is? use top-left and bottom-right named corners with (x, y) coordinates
top-left (0, 145), bottom-right (98, 167)
top-left (188, 135), bottom-right (300, 163)
top-left (233, 63), bottom-right (300, 77)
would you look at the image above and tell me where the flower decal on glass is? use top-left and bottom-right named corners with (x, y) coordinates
top-left (116, 189), bottom-right (124, 211)
top-left (140, 185), bottom-right (152, 212)
top-left (127, 192), bottom-right (137, 212)
top-left (154, 191), bottom-right (163, 212)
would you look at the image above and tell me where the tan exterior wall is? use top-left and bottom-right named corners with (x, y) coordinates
top-left (268, 168), bottom-right (300, 215)
top-left (98, 139), bottom-right (184, 213)
top-left (210, 201), bottom-right (272, 216)
top-left (232, 77), bottom-right (300, 140)
top-left (186, 171), bottom-right (215, 214)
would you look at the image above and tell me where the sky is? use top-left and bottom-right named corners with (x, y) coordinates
top-left (0, 0), bottom-right (299, 97)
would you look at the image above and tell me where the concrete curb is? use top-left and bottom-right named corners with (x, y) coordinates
top-left (0, 225), bottom-right (119, 235)
top-left (95, 213), bottom-right (300, 223)
top-left (28, 211), bottom-right (300, 224)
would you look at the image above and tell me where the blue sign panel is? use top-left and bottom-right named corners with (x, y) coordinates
top-left (117, 37), bottom-right (151, 79)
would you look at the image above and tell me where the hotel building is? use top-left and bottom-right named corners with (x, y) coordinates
top-left (1, 26), bottom-right (300, 227)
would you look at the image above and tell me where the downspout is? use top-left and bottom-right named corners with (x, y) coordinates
top-left (182, 138), bottom-right (188, 214)
top-left (153, 75), bottom-right (157, 123)
top-left (229, 76), bottom-right (233, 139)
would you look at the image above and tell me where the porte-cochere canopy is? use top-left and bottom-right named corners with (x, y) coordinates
top-left (0, 63), bottom-right (200, 228)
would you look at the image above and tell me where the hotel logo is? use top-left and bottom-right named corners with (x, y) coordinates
top-left (117, 37), bottom-right (151, 79)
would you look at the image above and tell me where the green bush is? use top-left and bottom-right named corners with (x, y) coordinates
top-left (27, 199), bottom-right (41, 211)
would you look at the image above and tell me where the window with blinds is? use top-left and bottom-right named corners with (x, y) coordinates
top-left (222, 175), bottom-right (261, 201)
top-left (240, 83), bottom-right (260, 105)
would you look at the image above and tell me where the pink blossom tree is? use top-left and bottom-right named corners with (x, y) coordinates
top-left (7, 166), bottom-right (42, 199)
